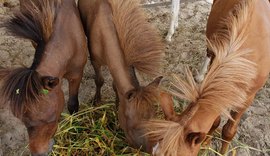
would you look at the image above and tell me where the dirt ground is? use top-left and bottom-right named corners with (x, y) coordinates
top-left (0, 0), bottom-right (269, 156)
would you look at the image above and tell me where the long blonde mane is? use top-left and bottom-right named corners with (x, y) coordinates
top-left (142, 0), bottom-right (257, 154)
top-left (108, 0), bottom-right (165, 76)
top-left (172, 0), bottom-right (256, 116)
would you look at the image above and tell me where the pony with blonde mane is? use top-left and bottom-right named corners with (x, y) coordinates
top-left (142, 0), bottom-right (270, 155)
top-left (78, 0), bottom-right (165, 152)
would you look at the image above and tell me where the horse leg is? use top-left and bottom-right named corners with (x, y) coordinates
top-left (195, 56), bottom-right (211, 82)
top-left (202, 116), bottom-right (221, 147)
top-left (220, 94), bottom-right (255, 154)
top-left (66, 71), bottom-right (84, 114)
top-left (195, 49), bottom-right (214, 82)
top-left (92, 61), bottom-right (104, 105)
top-left (174, 0), bottom-right (180, 29)
top-left (166, 0), bottom-right (180, 42)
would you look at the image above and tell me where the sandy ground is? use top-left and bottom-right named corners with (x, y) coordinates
top-left (0, 0), bottom-right (269, 156)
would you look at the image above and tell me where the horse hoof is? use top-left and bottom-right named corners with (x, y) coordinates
top-left (67, 104), bottom-right (79, 114)
top-left (195, 75), bottom-right (204, 83)
top-left (67, 97), bottom-right (79, 114)
top-left (165, 35), bottom-right (172, 42)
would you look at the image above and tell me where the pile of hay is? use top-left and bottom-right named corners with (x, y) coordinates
top-left (50, 103), bottom-right (149, 156)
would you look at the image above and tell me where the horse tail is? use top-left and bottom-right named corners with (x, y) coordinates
top-left (108, 0), bottom-right (165, 77)
top-left (0, 67), bottom-right (43, 118)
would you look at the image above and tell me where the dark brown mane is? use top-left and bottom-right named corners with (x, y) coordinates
top-left (0, 0), bottom-right (62, 118)
top-left (108, 0), bottom-right (165, 77)
top-left (0, 67), bottom-right (43, 118)
top-left (7, 0), bottom-right (62, 69)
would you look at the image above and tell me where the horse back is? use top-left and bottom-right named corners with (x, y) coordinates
top-left (78, 0), bottom-right (125, 66)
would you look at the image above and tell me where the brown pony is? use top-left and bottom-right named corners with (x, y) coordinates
top-left (78, 0), bottom-right (165, 152)
top-left (0, 0), bottom-right (87, 155)
top-left (142, 0), bottom-right (270, 155)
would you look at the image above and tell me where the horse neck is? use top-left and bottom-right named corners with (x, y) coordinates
top-left (97, 10), bottom-right (140, 95)
top-left (110, 65), bottom-right (139, 96)
top-left (35, 42), bottom-right (69, 77)
top-left (36, 1), bottom-right (84, 77)
top-left (101, 36), bottom-right (137, 95)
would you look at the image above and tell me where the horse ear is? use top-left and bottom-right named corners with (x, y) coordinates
top-left (186, 132), bottom-right (206, 147)
top-left (159, 92), bottom-right (179, 121)
top-left (125, 89), bottom-right (137, 101)
top-left (41, 76), bottom-right (59, 90)
top-left (147, 76), bottom-right (163, 88)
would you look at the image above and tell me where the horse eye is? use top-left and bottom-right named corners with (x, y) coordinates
top-left (186, 132), bottom-right (204, 145)
top-left (127, 92), bottom-right (134, 99)
top-left (125, 90), bottom-right (136, 101)
top-left (48, 81), bottom-right (55, 88)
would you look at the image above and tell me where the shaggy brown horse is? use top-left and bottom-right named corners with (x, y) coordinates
top-left (142, 0), bottom-right (270, 155)
top-left (78, 0), bottom-right (165, 152)
top-left (0, 0), bottom-right (87, 155)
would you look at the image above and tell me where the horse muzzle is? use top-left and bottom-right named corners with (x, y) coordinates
top-left (31, 139), bottom-right (54, 156)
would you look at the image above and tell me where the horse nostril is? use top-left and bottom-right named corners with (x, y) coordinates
top-left (48, 139), bottom-right (55, 152)
top-left (30, 139), bottom-right (54, 156)
top-left (152, 142), bottom-right (160, 155)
